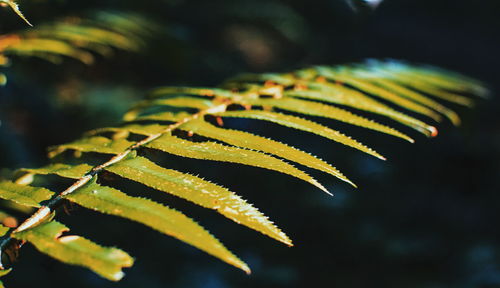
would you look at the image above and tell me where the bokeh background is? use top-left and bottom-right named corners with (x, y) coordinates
top-left (1, 0), bottom-right (499, 287)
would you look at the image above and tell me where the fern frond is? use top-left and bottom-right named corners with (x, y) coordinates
top-left (0, 60), bottom-right (485, 281)
top-left (0, 11), bottom-right (150, 68)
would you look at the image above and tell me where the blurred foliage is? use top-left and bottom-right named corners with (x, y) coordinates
top-left (0, 11), bottom-right (156, 75)
top-left (0, 0), bottom-right (499, 287)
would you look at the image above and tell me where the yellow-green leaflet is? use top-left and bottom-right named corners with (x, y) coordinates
top-left (49, 136), bottom-right (133, 158)
top-left (146, 134), bottom-right (329, 194)
top-left (353, 74), bottom-right (461, 125)
top-left (12, 221), bottom-right (133, 281)
top-left (370, 66), bottom-right (474, 106)
top-left (319, 69), bottom-right (443, 122)
top-left (284, 84), bottom-right (436, 136)
top-left (64, 179), bottom-right (250, 273)
top-left (382, 63), bottom-right (483, 94)
top-left (105, 156), bottom-right (291, 245)
top-left (0, 181), bottom-right (54, 207)
top-left (21, 163), bottom-right (93, 179)
top-left (241, 97), bottom-right (413, 142)
top-left (180, 119), bottom-right (354, 186)
top-left (217, 110), bottom-right (385, 160)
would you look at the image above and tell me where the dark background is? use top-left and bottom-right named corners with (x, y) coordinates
top-left (0, 0), bottom-right (499, 287)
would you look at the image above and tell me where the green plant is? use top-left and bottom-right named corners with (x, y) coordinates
top-left (0, 0), bottom-right (31, 26)
top-left (0, 3), bottom-right (488, 287)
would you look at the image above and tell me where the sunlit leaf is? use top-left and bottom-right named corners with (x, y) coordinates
top-left (146, 134), bottom-right (330, 193)
top-left (64, 178), bottom-right (250, 273)
top-left (105, 155), bottom-right (292, 245)
top-left (12, 221), bottom-right (133, 281)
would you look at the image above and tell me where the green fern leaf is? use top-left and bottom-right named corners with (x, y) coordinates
top-left (240, 97), bottom-right (414, 142)
top-left (220, 70), bottom-right (438, 136)
top-left (21, 163), bottom-right (93, 179)
top-left (12, 221), bottom-right (133, 281)
top-left (64, 177), bottom-right (250, 273)
top-left (0, 182), bottom-right (53, 207)
top-left (84, 121), bottom-right (354, 187)
top-left (105, 156), bottom-right (292, 245)
top-left (146, 134), bottom-right (329, 194)
top-left (369, 64), bottom-right (475, 106)
top-left (380, 61), bottom-right (485, 95)
top-left (217, 110), bottom-right (385, 160)
top-left (180, 119), bottom-right (354, 186)
top-left (348, 72), bottom-right (461, 125)
top-left (315, 67), bottom-right (444, 122)
top-left (285, 86), bottom-right (437, 137)
top-left (48, 137), bottom-right (133, 158)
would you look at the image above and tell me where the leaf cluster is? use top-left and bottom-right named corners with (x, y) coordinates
top-left (0, 59), bottom-right (487, 284)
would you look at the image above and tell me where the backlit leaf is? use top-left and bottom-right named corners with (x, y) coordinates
top-left (65, 178), bottom-right (250, 273)
top-left (48, 137), bottom-right (133, 158)
top-left (241, 97), bottom-right (413, 142)
top-left (217, 110), bottom-right (386, 160)
top-left (12, 221), bottom-right (133, 281)
top-left (146, 134), bottom-right (330, 193)
top-left (105, 156), bottom-right (291, 245)
top-left (181, 119), bottom-right (354, 185)
top-left (0, 181), bottom-right (54, 207)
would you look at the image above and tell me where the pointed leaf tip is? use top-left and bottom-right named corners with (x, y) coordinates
top-left (3, 1), bottom-right (32, 26)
